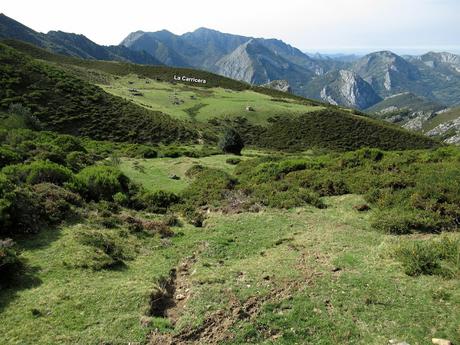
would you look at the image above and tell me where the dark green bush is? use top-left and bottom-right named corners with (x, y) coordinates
top-left (32, 143), bottom-right (66, 164)
top-left (182, 167), bottom-right (236, 208)
top-left (143, 220), bottom-right (174, 237)
top-left (218, 128), bottom-right (244, 155)
top-left (75, 228), bottom-right (135, 270)
top-left (371, 209), bottom-right (447, 235)
top-left (0, 146), bottom-right (21, 168)
top-left (182, 205), bottom-right (205, 227)
top-left (133, 190), bottom-right (181, 214)
top-left (26, 161), bottom-right (73, 185)
top-left (52, 135), bottom-right (86, 153)
top-left (65, 151), bottom-right (95, 172)
top-left (113, 192), bottom-right (129, 206)
top-left (75, 165), bottom-right (130, 201)
top-left (32, 183), bottom-right (82, 223)
top-left (394, 236), bottom-right (459, 277)
top-left (2, 186), bottom-right (43, 234)
top-left (2, 160), bottom-right (73, 186)
top-left (340, 148), bottom-right (384, 168)
top-left (0, 238), bottom-right (21, 281)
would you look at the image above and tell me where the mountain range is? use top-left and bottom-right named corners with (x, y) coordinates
top-left (1, 13), bottom-right (459, 143)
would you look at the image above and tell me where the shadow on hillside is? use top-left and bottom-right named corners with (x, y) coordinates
top-left (0, 260), bottom-right (42, 313)
top-left (0, 224), bottom-right (66, 313)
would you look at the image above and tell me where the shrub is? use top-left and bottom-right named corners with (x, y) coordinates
top-left (340, 148), bottom-right (384, 168)
top-left (297, 171), bottom-right (349, 196)
top-left (121, 215), bottom-right (144, 233)
top-left (1, 186), bottom-right (43, 234)
top-left (182, 167), bottom-right (236, 208)
top-left (371, 209), bottom-right (446, 235)
top-left (8, 103), bottom-right (41, 130)
top-left (0, 146), bottom-right (21, 168)
top-left (2, 161), bottom-right (73, 186)
top-left (218, 128), bottom-right (244, 155)
top-left (0, 238), bottom-right (21, 281)
top-left (52, 135), bottom-right (85, 153)
top-left (251, 183), bottom-right (325, 209)
top-left (65, 151), bottom-right (95, 172)
top-left (164, 213), bottom-right (181, 227)
top-left (143, 220), bottom-right (174, 237)
top-left (75, 165), bottom-right (130, 201)
top-left (32, 183), bottom-right (81, 223)
top-left (394, 236), bottom-right (459, 277)
top-left (74, 229), bottom-right (135, 270)
top-left (113, 192), bottom-right (129, 206)
top-left (26, 161), bottom-right (74, 185)
top-left (32, 143), bottom-right (66, 164)
top-left (182, 206), bottom-right (205, 227)
top-left (133, 190), bottom-right (181, 213)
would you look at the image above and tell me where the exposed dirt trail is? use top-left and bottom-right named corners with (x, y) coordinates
top-left (148, 244), bottom-right (322, 345)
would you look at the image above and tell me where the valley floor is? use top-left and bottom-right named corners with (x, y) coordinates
top-left (0, 155), bottom-right (458, 345)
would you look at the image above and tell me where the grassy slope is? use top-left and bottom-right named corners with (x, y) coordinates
top-left (0, 43), bottom-right (198, 144)
top-left (1, 154), bottom-right (458, 345)
top-left (0, 40), bottom-right (439, 151)
top-left (423, 107), bottom-right (460, 131)
top-left (118, 154), bottom-right (248, 193)
top-left (1, 39), bottom-right (325, 106)
top-left (366, 93), bottom-right (444, 114)
top-left (100, 75), bottom-right (323, 124)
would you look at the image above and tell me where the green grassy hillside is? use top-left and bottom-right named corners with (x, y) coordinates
top-left (0, 43), bottom-right (199, 144)
top-left (0, 41), bottom-right (439, 151)
top-left (423, 107), bottom-right (460, 131)
top-left (100, 74), bottom-right (323, 123)
top-left (366, 92), bottom-right (445, 117)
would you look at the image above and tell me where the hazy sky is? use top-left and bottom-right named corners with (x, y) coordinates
top-left (2, 0), bottom-right (460, 54)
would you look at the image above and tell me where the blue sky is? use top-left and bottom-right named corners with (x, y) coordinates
top-left (2, 0), bottom-right (460, 54)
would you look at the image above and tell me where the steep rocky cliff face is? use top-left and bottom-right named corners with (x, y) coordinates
top-left (352, 51), bottom-right (421, 97)
top-left (303, 70), bottom-right (381, 109)
top-left (214, 39), bottom-right (315, 90)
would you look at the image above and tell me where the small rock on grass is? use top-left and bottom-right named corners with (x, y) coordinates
top-left (176, 293), bottom-right (186, 300)
top-left (389, 340), bottom-right (410, 345)
top-left (432, 339), bottom-right (452, 345)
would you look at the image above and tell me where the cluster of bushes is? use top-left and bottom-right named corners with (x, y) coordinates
top-left (182, 147), bottom-right (458, 235)
top-left (0, 126), bottom-right (190, 278)
top-left (210, 109), bottom-right (438, 152)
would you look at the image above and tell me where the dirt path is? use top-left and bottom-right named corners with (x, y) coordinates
top-left (148, 245), bottom-right (322, 345)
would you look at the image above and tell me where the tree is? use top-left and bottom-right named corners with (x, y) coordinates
top-left (218, 128), bottom-right (244, 155)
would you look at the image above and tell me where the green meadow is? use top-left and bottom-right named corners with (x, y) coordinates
top-left (100, 75), bottom-right (323, 123)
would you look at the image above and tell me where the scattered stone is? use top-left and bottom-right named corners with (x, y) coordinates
top-left (353, 204), bottom-right (371, 212)
top-left (139, 316), bottom-right (152, 327)
top-left (331, 267), bottom-right (342, 272)
top-left (432, 339), bottom-right (452, 345)
top-left (245, 106), bottom-right (255, 112)
top-left (169, 174), bottom-right (180, 180)
top-left (175, 294), bottom-right (186, 301)
top-left (263, 275), bottom-right (270, 281)
top-left (388, 340), bottom-right (410, 345)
